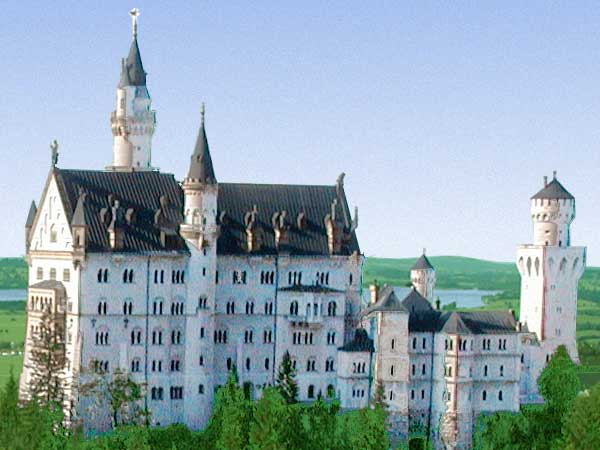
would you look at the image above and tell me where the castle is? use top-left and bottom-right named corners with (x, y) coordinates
top-left (20, 13), bottom-right (585, 450)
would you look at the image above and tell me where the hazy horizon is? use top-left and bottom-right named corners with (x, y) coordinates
top-left (1, 2), bottom-right (599, 263)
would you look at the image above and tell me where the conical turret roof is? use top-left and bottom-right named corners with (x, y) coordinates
top-left (187, 108), bottom-right (216, 184)
top-left (119, 37), bottom-right (146, 87)
top-left (412, 253), bottom-right (434, 271)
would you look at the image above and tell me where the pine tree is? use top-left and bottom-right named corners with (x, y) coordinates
top-left (248, 387), bottom-right (287, 450)
top-left (24, 306), bottom-right (67, 407)
top-left (276, 351), bottom-right (298, 404)
top-left (215, 367), bottom-right (251, 450)
top-left (0, 369), bottom-right (20, 448)
top-left (371, 378), bottom-right (388, 410)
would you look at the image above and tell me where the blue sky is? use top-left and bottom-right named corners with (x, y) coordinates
top-left (1, 2), bottom-right (599, 263)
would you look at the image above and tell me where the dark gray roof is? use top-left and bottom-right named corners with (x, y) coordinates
top-left (361, 285), bottom-right (409, 316)
top-left (339, 328), bottom-right (374, 352)
top-left (119, 38), bottom-right (146, 87)
top-left (54, 169), bottom-right (188, 254)
top-left (25, 201), bottom-right (37, 228)
top-left (217, 182), bottom-right (360, 256)
top-left (279, 285), bottom-right (342, 293)
top-left (401, 288), bottom-right (434, 313)
top-left (531, 178), bottom-right (574, 200)
top-left (407, 309), bottom-right (519, 334)
top-left (439, 312), bottom-right (472, 335)
top-left (30, 280), bottom-right (66, 291)
top-left (453, 311), bottom-right (519, 334)
top-left (186, 117), bottom-right (216, 184)
top-left (412, 254), bottom-right (434, 271)
top-left (360, 286), bottom-right (519, 334)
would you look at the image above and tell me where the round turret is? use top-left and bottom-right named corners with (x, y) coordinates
top-left (530, 172), bottom-right (575, 247)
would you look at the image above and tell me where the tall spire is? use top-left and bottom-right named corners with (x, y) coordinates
top-left (187, 103), bottom-right (217, 184)
top-left (119, 8), bottom-right (146, 87)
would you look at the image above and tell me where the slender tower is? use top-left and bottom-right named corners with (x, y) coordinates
top-left (410, 250), bottom-right (436, 301)
top-left (108, 9), bottom-right (157, 171)
top-left (517, 172), bottom-right (585, 363)
top-left (180, 104), bottom-right (218, 248)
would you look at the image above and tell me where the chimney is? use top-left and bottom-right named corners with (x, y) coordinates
top-left (543, 176), bottom-right (548, 188)
top-left (369, 282), bottom-right (379, 304)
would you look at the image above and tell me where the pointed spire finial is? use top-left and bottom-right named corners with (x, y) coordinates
top-left (201, 102), bottom-right (205, 126)
top-left (553, 170), bottom-right (557, 180)
top-left (50, 140), bottom-right (59, 167)
top-left (423, 247), bottom-right (426, 256)
top-left (129, 8), bottom-right (140, 38)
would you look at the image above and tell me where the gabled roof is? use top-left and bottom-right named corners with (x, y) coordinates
top-left (119, 37), bottom-right (146, 87)
top-left (361, 285), bottom-right (409, 316)
top-left (339, 328), bottom-right (374, 352)
top-left (217, 182), bottom-right (360, 256)
top-left (412, 254), bottom-right (434, 271)
top-left (439, 312), bottom-right (472, 335)
top-left (25, 201), bottom-right (37, 228)
top-left (186, 113), bottom-right (216, 184)
top-left (53, 169), bottom-right (188, 254)
top-left (401, 288), bottom-right (434, 313)
top-left (531, 178), bottom-right (574, 200)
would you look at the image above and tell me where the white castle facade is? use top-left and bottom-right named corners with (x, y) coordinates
top-left (20, 16), bottom-right (585, 450)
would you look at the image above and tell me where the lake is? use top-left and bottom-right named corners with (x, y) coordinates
top-left (363, 287), bottom-right (500, 308)
top-left (0, 290), bottom-right (26, 302)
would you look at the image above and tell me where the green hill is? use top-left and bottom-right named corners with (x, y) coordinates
top-left (0, 258), bottom-right (27, 290)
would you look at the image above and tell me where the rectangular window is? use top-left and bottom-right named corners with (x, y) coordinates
top-left (49, 268), bottom-right (56, 280)
top-left (63, 269), bottom-right (70, 282)
top-left (36, 267), bottom-right (43, 280)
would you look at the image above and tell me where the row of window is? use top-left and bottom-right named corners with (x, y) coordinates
top-left (97, 300), bottom-right (187, 316)
top-left (96, 269), bottom-right (189, 284)
top-left (232, 270), bottom-right (339, 287)
top-left (443, 337), bottom-right (509, 352)
top-left (37, 267), bottom-right (70, 282)
top-left (150, 386), bottom-right (184, 400)
top-left (289, 301), bottom-right (337, 317)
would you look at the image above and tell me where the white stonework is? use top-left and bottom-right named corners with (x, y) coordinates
top-left (19, 17), bottom-right (584, 450)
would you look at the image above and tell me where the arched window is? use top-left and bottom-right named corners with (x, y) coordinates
top-left (307, 385), bottom-right (315, 399)
top-left (327, 384), bottom-right (335, 398)
top-left (244, 329), bottom-right (254, 344)
top-left (290, 301), bottom-right (298, 316)
top-left (498, 390), bottom-right (503, 401)
top-left (482, 390), bottom-right (487, 401)
top-left (326, 357), bottom-right (335, 372)
top-left (327, 301), bottom-right (337, 317)
top-left (130, 328), bottom-right (142, 345)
